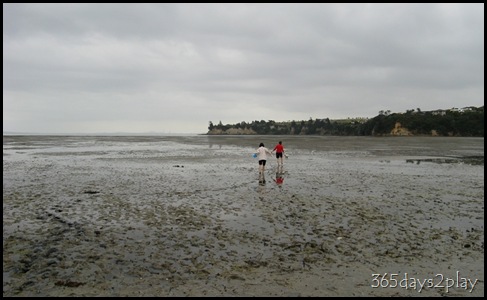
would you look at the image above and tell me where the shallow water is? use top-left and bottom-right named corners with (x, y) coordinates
top-left (3, 135), bottom-right (484, 296)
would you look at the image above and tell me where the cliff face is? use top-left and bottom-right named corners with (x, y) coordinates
top-left (390, 122), bottom-right (413, 136)
top-left (207, 125), bottom-right (441, 136)
top-left (389, 122), bottom-right (445, 136)
top-left (207, 128), bottom-right (257, 135)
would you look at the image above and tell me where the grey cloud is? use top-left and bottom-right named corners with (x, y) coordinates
top-left (3, 3), bottom-right (484, 133)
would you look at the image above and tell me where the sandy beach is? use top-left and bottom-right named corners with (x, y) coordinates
top-left (3, 135), bottom-right (484, 297)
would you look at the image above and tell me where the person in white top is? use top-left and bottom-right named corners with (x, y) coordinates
top-left (255, 142), bottom-right (272, 183)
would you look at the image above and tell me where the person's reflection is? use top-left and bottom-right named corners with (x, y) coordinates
top-left (259, 172), bottom-right (266, 185)
top-left (273, 166), bottom-right (284, 187)
top-left (257, 175), bottom-right (267, 200)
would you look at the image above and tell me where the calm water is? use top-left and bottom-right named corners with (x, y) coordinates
top-left (3, 134), bottom-right (484, 158)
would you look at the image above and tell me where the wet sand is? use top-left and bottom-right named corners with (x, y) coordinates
top-left (3, 135), bottom-right (484, 296)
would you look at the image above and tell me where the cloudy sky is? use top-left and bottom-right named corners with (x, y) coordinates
top-left (3, 3), bottom-right (484, 134)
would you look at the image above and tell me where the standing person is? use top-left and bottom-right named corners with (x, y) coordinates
top-left (255, 142), bottom-right (272, 183)
top-left (271, 141), bottom-right (285, 167)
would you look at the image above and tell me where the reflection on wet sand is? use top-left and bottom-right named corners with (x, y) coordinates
top-left (258, 172), bottom-right (266, 185)
top-left (406, 155), bottom-right (484, 165)
top-left (273, 165), bottom-right (285, 187)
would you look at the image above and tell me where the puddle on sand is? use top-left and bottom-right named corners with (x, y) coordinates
top-left (406, 155), bottom-right (484, 165)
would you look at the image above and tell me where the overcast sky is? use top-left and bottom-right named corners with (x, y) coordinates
top-left (3, 3), bottom-right (484, 134)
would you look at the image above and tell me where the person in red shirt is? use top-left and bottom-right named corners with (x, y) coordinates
top-left (271, 141), bottom-right (285, 167)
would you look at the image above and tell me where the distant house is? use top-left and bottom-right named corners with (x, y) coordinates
top-left (461, 106), bottom-right (475, 112)
top-left (431, 109), bottom-right (447, 116)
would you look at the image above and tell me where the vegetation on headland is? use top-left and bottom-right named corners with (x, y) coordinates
top-left (207, 106), bottom-right (484, 137)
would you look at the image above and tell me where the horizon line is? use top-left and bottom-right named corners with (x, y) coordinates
top-left (3, 131), bottom-right (205, 136)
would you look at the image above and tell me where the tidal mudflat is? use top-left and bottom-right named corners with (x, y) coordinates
top-left (3, 135), bottom-right (484, 296)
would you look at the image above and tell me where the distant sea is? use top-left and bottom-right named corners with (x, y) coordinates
top-left (3, 132), bottom-right (202, 136)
